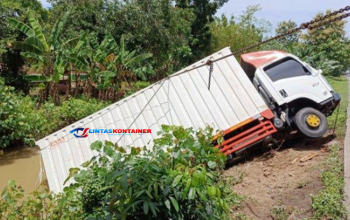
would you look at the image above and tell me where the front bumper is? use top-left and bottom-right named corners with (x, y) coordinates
top-left (320, 92), bottom-right (341, 116)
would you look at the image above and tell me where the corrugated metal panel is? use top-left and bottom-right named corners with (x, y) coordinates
top-left (36, 47), bottom-right (269, 193)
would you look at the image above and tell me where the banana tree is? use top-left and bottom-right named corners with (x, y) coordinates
top-left (67, 33), bottom-right (154, 100)
top-left (8, 9), bottom-right (87, 104)
top-left (92, 34), bottom-right (154, 100)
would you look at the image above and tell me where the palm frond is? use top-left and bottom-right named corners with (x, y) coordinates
top-left (99, 71), bottom-right (116, 78)
top-left (89, 34), bottom-right (99, 50)
top-left (120, 35), bottom-right (125, 54)
top-left (51, 9), bottom-right (71, 49)
top-left (8, 18), bottom-right (35, 37)
top-left (12, 41), bottom-right (43, 55)
top-left (101, 33), bottom-right (118, 52)
top-left (67, 56), bottom-right (88, 71)
top-left (62, 37), bottom-right (81, 49)
top-left (53, 61), bottom-right (65, 82)
top-left (23, 75), bottom-right (51, 82)
top-left (28, 9), bottom-right (48, 51)
top-left (21, 52), bottom-right (44, 63)
top-left (125, 53), bottom-right (153, 67)
top-left (25, 36), bottom-right (46, 52)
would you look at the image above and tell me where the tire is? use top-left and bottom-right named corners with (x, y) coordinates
top-left (294, 107), bottom-right (328, 138)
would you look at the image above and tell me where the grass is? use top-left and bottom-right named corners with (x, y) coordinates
top-left (327, 76), bottom-right (349, 139)
top-left (271, 205), bottom-right (290, 220)
top-left (311, 75), bottom-right (348, 220)
top-left (311, 144), bottom-right (347, 220)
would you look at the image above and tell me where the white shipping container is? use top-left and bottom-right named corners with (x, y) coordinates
top-left (36, 47), bottom-right (269, 193)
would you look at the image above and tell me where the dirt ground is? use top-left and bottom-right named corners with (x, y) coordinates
top-left (225, 133), bottom-right (338, 220)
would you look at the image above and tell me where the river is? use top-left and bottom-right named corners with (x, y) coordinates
top-left (0, 146), bottom-right (47, 194)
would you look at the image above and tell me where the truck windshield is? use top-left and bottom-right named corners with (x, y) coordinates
top-left (264, 58), bottom-right (311, 82)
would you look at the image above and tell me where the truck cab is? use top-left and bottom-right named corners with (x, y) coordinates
top-left (241, 51), bottom-right (341, 138)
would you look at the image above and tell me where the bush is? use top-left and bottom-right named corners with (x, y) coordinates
top-left (36, 100), bottom-right (62, 136)
top-left (0, 125), bottom-right (242, 219)
top-left (60, 97), bottom-right (109, 124)
top-left (0, 78), bottom-right (109, 148)
top-left (0, 78), bottom-right (42, 148)
top-left (0, 180), bottom-right (84, 220)
top-left (65, 125), bottom-right (237, 220)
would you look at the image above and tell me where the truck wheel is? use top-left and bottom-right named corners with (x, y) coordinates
top-left (294, 107), bottom-right (328, 138)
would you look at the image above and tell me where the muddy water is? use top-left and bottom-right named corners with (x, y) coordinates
top-left (0, 146), bottom-right (47, 194)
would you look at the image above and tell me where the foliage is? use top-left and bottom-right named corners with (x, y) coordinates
top-left (0, 180), bottom-right (84, 220)
top-left (270, 205), bottom-right (289, 220)
top-left (0, 77), bottom-right (108, 148)
top-left (60, 97), bottom-right (109, 124)
top-left (47, 0), bottom-right (116, 40)
top-left (48, 0), bottom-right (196, 79)
top-left (327, 76), bottom-right (349, 138)
top-left (302, 10), bottom-right (350, 76)
top-left (8, 9), bottom-right (75, 103)
top-left (175, 0), bottom-right (229, 59)
top-left (209, 5), bottom-right (271, 55)
top-left (89, 34), bottom-right (153, 100)
top-left (64, 125), bottom-right (239, 219)
top-left (0, 0), bottom-right (47, 55)
top-left (0, 78), bottom-right (42, 148)
top-left (0, 125), bottom-right (242, 219)
top-left (0, 0), bottom-right (47, 91)
top-left (111, 0), bottom-right (195, 77)
top-left (275, 20), bottom-right (300, 46)
top-left (9, 7), bottom-right (158, 102)
top-left (312, 145), bottom-right (348, 219)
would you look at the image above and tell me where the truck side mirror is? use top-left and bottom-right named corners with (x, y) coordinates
top-left (316, 69), bottom-right (323, 75)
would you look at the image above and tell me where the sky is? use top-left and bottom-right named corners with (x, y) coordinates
top-left (40, 0), bottom-right (51, 8)
top-left (39, 0), bottom-right (349, 36)
top-left (217, 0), bottom-right (350, 37)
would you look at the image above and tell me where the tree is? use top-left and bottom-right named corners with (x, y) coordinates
top-left (9, 9), bottom-right (87, 104)
top-left (48, 0), bottom-right (195, 79)
top-left (302, 10), bottom-right (350, 76)
top-left (70, 33), bottom-right (154, 100)
top-left (260, 20), bottom-right (300, 52)
top-left (275, 20), bottom-right (300, 44)
top-left (0, 0), bottom-right (47, 92)
top-left (47, 0), bottom-right (116, 41)
top-left (112, 0), bottom-right (195, 78)
top-left (209, 5), bottom-right (271, 56)
top-left (175, 0), bottom-right (229, 59)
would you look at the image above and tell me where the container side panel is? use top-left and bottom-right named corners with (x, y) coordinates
top-left (36, 47), bottom-right (269, 193)
top-left (225, 56), bottom-right (268, 112)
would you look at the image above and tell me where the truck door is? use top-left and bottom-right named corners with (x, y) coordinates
top-left (260, 57), bottom-right (332, 105)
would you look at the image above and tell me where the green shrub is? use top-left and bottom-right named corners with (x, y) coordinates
top-left (36, 100), bottom-right (62, 136)
top-left (0, 78), bottom-right (42, 148)
top-left (0, 78), bottom-right (109, 148)
top-left (0, 125), bottom-right (242, 219)
top-left (66, 125), bottom-right (237, 220)
top-left (60, 97), bottom-right (109, 124)
top-left (0, 180), bottom-right (84, 220)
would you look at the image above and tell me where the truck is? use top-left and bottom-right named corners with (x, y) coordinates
top-left (36, 47), bottom-right (340, 193)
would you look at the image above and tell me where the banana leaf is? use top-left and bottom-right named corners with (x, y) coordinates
top-left (8, 18), bottom-right (35, 37)
top-left (23, 75), bottom-right (51, 82)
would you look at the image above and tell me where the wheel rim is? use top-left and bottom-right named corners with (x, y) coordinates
top-left (305, 114), bottom-right (321, 128)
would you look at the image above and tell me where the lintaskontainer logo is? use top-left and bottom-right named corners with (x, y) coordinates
top-left (70, 128), bottom-right (152, 138)
top-left (70, 128), bottom-right (89, 138)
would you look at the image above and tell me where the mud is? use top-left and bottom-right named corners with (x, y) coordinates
top-left (225, 135), bottom-right (336, 220)
top-left (0, 146), bottom-right (47, 194)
